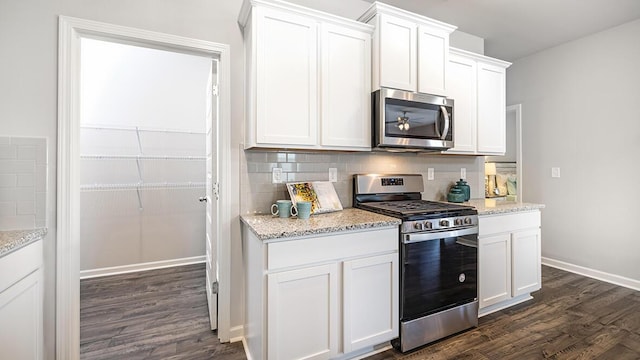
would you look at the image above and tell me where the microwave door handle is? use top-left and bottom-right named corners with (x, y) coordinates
top-left (439, 106), bottom-right (450, 140)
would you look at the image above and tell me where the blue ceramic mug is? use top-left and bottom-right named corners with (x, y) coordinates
top-left (294, 201), bottom-right (312, 220)
top-left (271, 200), bottom-right (293, 218)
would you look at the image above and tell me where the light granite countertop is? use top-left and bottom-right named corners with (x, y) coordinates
top-left (241, 208), bottom-right (401, 241)
top-left (0, 228), bottom-right (47, 258)
top-left (466, 199), bottom-right (545, 216)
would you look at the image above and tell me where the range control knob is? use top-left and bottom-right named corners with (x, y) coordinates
top-left (413, 222), bottom-right (424, 231)
top-left (424, 221), bottom-right (433, 229)
top-left (454, 218), bottom-right (463, 226)
top-left (440, 219), bottom-right (450, 227)
top-left (464, 217), bottom-right (473, 225)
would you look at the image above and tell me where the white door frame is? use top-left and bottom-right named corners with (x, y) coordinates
top-left (57, 16), bottom-right (232, 359)
top-left (506, 104), bottom-right (523, 201)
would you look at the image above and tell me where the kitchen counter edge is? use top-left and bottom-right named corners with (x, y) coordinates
top-left (466, 199), bottom-right (545, 216)
top-left (240, 208), bottom-right (401, 241)
top-left (0, 228), bottom-right (47, 258)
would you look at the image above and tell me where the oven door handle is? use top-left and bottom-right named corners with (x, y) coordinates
top-left (403, 226), bottom-right (478, 244)
top-left (439, 106), bottom-right (450, 140)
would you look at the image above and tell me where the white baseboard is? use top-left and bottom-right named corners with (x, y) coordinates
top-left (229, 325), bottom-right (244, 343)
top-left (542, 257), bottom-right (640, 291)
top-left (80, 256), bottom-right (206, 279)
top-left (242, 337), bottom-right (253, 360)
top-left (479, 294), bottom-right (532, 317)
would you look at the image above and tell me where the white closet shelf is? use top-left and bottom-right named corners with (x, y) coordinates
top-left (80, 154), bottom-right (206, 161)
top-left (80, 182), bottom-right (206, 191)
top-left (81, 124), bottom-right (205, 135)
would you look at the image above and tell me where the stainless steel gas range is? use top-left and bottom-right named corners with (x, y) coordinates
top-left (353, 174), bottom-right (479, 353)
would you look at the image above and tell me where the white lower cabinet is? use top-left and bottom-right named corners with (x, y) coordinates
top-left (268, 263), bottom-right (339, 360)
top-left (243, 225), bottom-right (399, 360)
top-left (0, 240), bottom-right (43, 360)
top-left (478, 211), bottom-right (541, 315)
top-left (343, 253), bottom-right (398, 353)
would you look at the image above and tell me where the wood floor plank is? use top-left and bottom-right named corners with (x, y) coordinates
top-left (80, 263), bottom-right (244, 360)
top-left (81, 264), bottom-right (639, 360)
top-left (368, 266), bottom-right (640, 360)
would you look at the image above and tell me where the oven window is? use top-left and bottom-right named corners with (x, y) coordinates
top-left (385, 98), bottom-right (451, 140)
top-left (401, 234), bottom-right (477, 321)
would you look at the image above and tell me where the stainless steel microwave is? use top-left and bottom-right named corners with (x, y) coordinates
top-left (373, 88), bottom-right (454, 151)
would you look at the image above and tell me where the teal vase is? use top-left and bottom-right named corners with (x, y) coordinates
top-left (456, 179), bottom-right (471, 201)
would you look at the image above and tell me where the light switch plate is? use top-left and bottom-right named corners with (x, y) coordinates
top-left (272, 167), bottom-right (283, 183)
top-left (460, 168), bottom-right (466, 179)
top-left (427, 168), bottom-right (435, 180)
top-left (328, 168), bottom-right (337, 182)
top-left (551, 167), bottom-right (561, 178)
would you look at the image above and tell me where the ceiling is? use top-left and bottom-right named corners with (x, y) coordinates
top-left (367, 0), bottom-right (640, 61)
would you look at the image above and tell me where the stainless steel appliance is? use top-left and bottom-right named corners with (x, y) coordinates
top-left (353, 174), bottom-right (478, 352)
top-left (373, 88), bottom-right (454, 151)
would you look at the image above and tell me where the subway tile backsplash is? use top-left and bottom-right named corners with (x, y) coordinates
top-left (241, 150), bottom-right (484, 214)
top-left (0, 137), bottom-right (47, 230)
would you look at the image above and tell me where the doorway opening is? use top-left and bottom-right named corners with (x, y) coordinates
top-left (58, 17), bottom-right (231, 360)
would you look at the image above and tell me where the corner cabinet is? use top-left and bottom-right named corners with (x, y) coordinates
top-left (239, 0), bottom-right (373, 151)
top-left (242, 225), bottom-right (399, 360)
top-left (443, 47), bottom-right (511, 156)
top-left (478, 211), bottom-right (541, 316)
top-left (0, 240), bottom-right (43, 360)
top-left (359, 2), bottom-right (456, 96)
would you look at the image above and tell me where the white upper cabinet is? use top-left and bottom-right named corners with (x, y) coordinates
top-left (477, 61), bottom-right (507, 154)
top-left (376, 14), bottom-right (417, 91)
top-left (239, 0), bottom-right (373, 151)
top-left (359, 2), bottom-right (456, 96)
top-left (417, 24), bottom-right (450, 96)
top-left (255, 7), bottom-right (318, 147)
top-left (443, 47), bottom-right (511, 155)
top-left (446, 53), bottom-right (477, 153)
top-left (320, 24), bottom-right (371, 149)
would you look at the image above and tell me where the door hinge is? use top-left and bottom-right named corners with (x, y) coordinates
top-left (211, 281), bottom-right (219, 294)
top-left (212, 84), bottom-right (219, 96)
top-left (213, 182), bottom-right (220, 200)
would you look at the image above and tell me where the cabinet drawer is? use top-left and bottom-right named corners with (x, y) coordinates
top-left (267, 228), bottom-right (397, 270)
top-left (479, 211), bottom-right (540, 236)
top-left (0, 240), bottom-right (42, 293)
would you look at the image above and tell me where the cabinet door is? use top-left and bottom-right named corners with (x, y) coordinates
top-left (0, 270), bottom-right (42, 360)
top-left (343, 253), bottom-right (398, 353)
top-left (267, 263), bottom-right (338, 360)
top-left (512, 228), bottom-right (542, 297)
top-left (443, 53), bottom-right (477, 154)
top-left (479, 233), bottom-right (511, 308)
top-left (378, 14), bottom-right (417, 92)
top-left (417, 25), bottom-right (448, 96)
top-left (476, 61), bottom-right (506, 155)
top-left (320, 24), bottom-right (371, 149)
top-left (256, 7), bottom-right (318, 146)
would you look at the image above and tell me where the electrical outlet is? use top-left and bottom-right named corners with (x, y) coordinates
top-left (551, 167), bottom-right (561, 178)
top-left (427, 168), bottom-right (435, 181)
top-left (460, 168), bottom-right (466, 179)
top-left (272, 167), bottom-right (283, 183)
top-left (328, 168), bottom-right (338, 182)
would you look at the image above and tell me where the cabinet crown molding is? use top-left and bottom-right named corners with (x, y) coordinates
top-left (358, 1), bottom-right (457, 33)
top-left (238, 0), bottom-right (374, 33)
top-left (450, 47), bottom-right (512, 68)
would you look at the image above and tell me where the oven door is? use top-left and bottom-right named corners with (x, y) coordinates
top-left (401, 227), bottom-right (478, 322)
top-left (374, 88), bottom-right (454, 150)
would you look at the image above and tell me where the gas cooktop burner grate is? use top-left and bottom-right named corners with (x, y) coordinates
top-left (359, 200), bottom-right (473, 216)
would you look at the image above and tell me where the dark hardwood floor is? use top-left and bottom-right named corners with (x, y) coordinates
top-left (368, 266), bottom-right (640, 360)
top-left (80, 263), bottom-right (245, 360)
top-left (81, 264), bottom-right (639, 360)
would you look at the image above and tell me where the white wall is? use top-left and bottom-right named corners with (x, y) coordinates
top-left (507, 18), bottom-right (640, 283)
top-left (79, 39), bottom-right (208, 273)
